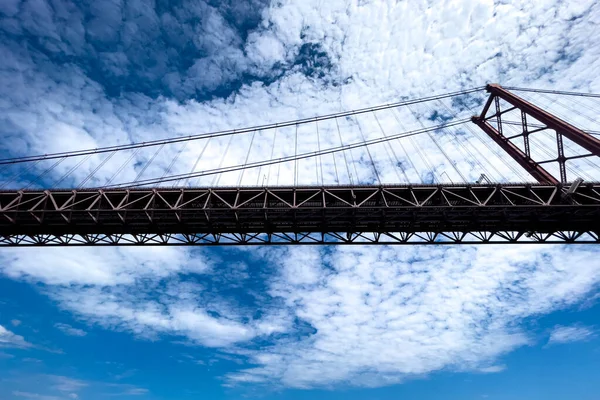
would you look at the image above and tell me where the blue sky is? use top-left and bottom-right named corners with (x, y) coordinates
top-left (2, 0), bottom-right (600, 399)
top-left (1, 246), bottom-right (600, 399)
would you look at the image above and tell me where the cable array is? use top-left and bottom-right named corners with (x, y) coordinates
top-left (2, 85), bottom-right (600, 190)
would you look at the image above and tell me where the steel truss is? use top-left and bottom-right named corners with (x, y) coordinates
top-left (2, 184), bottom-right (600, 246)
top-left (472, 84), bottom-right (600, 184)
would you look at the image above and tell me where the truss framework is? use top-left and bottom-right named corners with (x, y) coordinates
top-left (472, 84), bottom-right (600, 184)
top-left (2, 184), bottom-right (600, 246)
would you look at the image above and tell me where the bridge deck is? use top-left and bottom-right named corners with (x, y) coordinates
top-left (1, 184), bottom-right (600, 245)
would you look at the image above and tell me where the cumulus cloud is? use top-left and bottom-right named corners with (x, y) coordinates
top-left (227, 245), bottom-right (600, 388)
top-left (1, 0), bottom-right (600, 393)
top-left (0, 247), bottom-right (209, 286)
top-left (0, 0), bottom-right (598, 190)
top-left (547, 325), bottom-right (595, 345)
top-left (3, 244), bottom-right (600, 390)
top-left (49, 280), bottom-right (290, 348)
top-left (0, 0), bottom-right (336, 102)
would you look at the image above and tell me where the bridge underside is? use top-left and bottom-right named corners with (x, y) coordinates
top-left (2, 184), bottom-right (600, 246)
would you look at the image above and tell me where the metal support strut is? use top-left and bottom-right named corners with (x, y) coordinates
top-left (472, 83), bottom-right (600, 184)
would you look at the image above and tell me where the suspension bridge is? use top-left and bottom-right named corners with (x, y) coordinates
top-left (1, 84), bottom-right (600, 246)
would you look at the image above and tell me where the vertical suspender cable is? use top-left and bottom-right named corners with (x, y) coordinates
top-left (436, 98), bottom-right (505, 181)
top-left (78, 151), bottom-right (117, 188)
top-left (266, 128), bottom-right (278, 186)
top-left (294, 124), bottom-right (299, 186)
top-left (213, 134), bottom-right (234, 186)
top-left (458, 96), bottom-right (530, 182)
top-left (104, 149), bottom-right (140, 187)
top-left (255, 136), bottom-right (263, 186)
top-left (392, 107), bottom-right (437, 183)
top-left (316, 120), bottom-right (324, 185)
top-left (162, 141), bottom-right (188, 183)
top-left (372, 111), bottom-right (406, 183)
top-left (335, 117), bottom-right (354, 184)
top-left (354, 116), bottom-right (382, 185)
top-left (237, 130), bottom-right (257, 187)
top-left (24, 157), bottom-right (67, 189)
top-left (389, 108), bottom-right (423, 183)
top-left (187, 138), bottom-right (211, 187)
top-left (133, 144), bottom-right (165, 184)
top-left (406, 103), bottom-right (467, 182)
top-left (54, 154), bottom-right (93, 188)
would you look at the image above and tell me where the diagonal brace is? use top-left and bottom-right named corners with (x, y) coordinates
top-left (485, 84), bottom-right (600, 156)
top-left (471, 118), bottom-right (559, 184)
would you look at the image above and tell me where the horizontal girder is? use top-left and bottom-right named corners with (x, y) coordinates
top-left (1, 184), bottom-right (600, 246)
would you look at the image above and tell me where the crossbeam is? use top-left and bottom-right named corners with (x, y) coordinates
top-left (472, 119), bottom-right (559, 184)
top-left (488, 84), bottom-right (600, 155)
top-left (2, 184), bottom-right (600, 246)
top-left (473, 84), bottom-right (600, 184)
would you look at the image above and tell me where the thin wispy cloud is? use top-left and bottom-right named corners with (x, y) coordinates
top-left (53, 324), bottom-right (87, 337)
top-left (478, 365), bottom-right (507, 374)
top-left (12, 392), bottom-right (62, 400)
top-left (45, 375), bottom-right (88, 396)
top-left (0, 325), bottom-right (32, 349)
top-left (547, 325), bottom-right (595, 345)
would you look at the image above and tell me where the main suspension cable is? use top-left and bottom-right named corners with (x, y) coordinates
top-left (105, 118), bottom-right (471, 188)
top-left (505, 87), bottom-right (600, 98)
top-left (0, 88), bottom-right (486, 166)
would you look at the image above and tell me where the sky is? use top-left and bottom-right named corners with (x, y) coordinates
top-left (1, 0), bottom-right (600, 399)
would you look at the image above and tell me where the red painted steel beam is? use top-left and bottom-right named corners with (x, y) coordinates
top-left (485, 83), bottom-right (600, 156)
top-left (471, 118), bottom-right (560, 184)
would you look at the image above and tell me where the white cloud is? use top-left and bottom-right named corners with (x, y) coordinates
top-left (547, 325), bottom-right (595, 345)
top-left (0, 324), bottom-right (32, 349)
top-left (227, 245), bottom-right (600, 388)
top-left (106, 383), bottom-right (150, 396)
top-left (50, 283), bottom-right (290, 348)
top-left (50, 375), bottom-right (88, 393)
top-left (479, 365), bottom-right (506, 374)
top-left (22, 358), bottom-right (43, 363)
top-left (124, 388), bottom-right (149, 395)
top-left (0, 247), bottom-right (209, 286)
top-left (54, 323), bottom-right (87, 337)
top-left (13, 392), bottom-right (62, 400)
top-left (2, 0), bottom-right (600, 189)
top-left (5, 244), bottom-right (600, 390)
top-left (1, 0), bottom-right (600, 392)
top-left (246, 32), bottom-right (287, 67)
top-left (10, 375), bottom-right (148, 399)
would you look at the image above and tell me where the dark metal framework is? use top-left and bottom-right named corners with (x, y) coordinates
top-left (2, 184), bottom-right (600, 246)
top-left (472, 84), bottom-right (600, 184)
top-left (1, 85), bottom-right (600, 247)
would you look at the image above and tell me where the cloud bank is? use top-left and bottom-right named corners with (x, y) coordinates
top-left (2, 0), bottom-right (600, 392)
top-left (2, 244), bottom-right (600, 388)
top-left (2, 0), bottom-right (600, 189)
